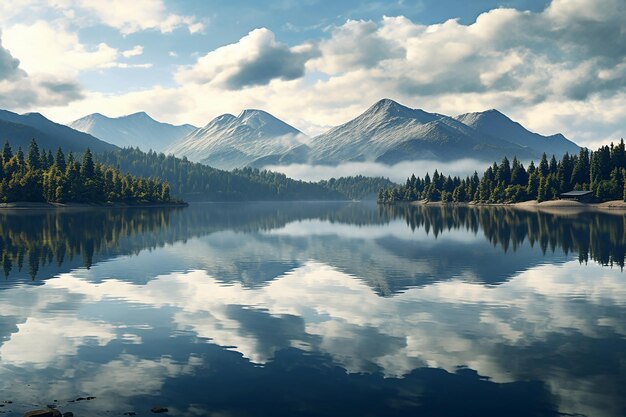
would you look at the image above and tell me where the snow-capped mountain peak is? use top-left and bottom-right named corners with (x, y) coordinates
top-left (164, 109), bottom-right (306, 170)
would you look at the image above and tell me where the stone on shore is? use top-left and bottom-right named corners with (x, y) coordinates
top-left (23, 409), bottom-right (61, 417)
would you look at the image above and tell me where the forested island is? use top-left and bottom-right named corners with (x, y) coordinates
top-left (378, 140), bottom-right (626, 204)
top-left (0, 140), bottom-right (175, 205)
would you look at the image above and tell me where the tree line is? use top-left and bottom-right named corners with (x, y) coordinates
top-left (379, 140), bottom-right (626, 204)
top-left (0, 139), bottom-right (173, 204)
top-left (96, 147), bottom-right (392, 201)
top-left (318, 175), bottom-right (396, 200)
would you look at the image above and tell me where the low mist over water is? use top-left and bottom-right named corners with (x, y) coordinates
top-left (264, 158), bottom-right (491, 183)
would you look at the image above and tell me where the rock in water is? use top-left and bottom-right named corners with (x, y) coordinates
top-left (23, 409), bottom-right (61, 417)
top-left (151, 406), bottom-right (169, 413)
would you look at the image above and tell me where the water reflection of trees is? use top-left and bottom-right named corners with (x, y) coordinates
top-left (0, 208), bottom-right (179, 280)
top-left (380, 204), bottom-right (626, 268)
top-left (0, 203), bottom-right (375, 281)
top-left (1, 202), bottom-right (624, 281)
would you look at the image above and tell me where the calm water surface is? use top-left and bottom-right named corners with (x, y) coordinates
top-left (0, 202), bottom-right (624, 417)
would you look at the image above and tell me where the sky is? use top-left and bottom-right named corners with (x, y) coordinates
top-left (0, 0), bottom-right (624, 148)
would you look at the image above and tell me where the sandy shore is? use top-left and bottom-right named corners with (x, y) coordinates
top-left (408, 199), bottom-right (626, 212)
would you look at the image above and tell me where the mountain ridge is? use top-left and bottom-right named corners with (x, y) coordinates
top-left (69, 112), bottom-right (196, 152)
top-left (296, 98), bottom-right (574, 166)
top-left (164, 109), bottom-right (307, 170)
top-left (0, 109), bottom-right (117, 153)
top-left (163, 99), bottom-right (579, 170)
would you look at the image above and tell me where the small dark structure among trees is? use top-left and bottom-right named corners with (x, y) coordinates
top-left (560, 190), bottom-right (594, 203)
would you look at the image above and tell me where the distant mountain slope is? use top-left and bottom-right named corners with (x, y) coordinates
top-left (455, 109), bottom-right (579, 158)
top-left (164, 109), bottom-right (307, 170)
top-left (0, 109), bottom-right (117, 153)
top-left (70, 112), bottom-right (196, 152)
top-left (300, 99), bottom-right (539, 165)
top-left (96, 147), bottom-right (345, 202)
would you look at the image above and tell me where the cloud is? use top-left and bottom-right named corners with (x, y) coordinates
top-left (0, 30), bottom-right (84, 108)
top-left (68, 0), bottom-right (204, 34)
top-left (3, 21), bottom-right (119, 74)
top-left (176, 28), bottom-right (318, 90)
top-left (311, 19), bottom-right (405, 73)
top-left (122, 45), bottom-right (143, 58)
top-left (0, 30), bottom-right (22, 81)
top-left (0, 1), bottom-right (204, 36)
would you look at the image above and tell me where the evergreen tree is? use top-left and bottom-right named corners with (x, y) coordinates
top-left (496, 157), bottom-right (511, 184)
top-left (537, 176), bottom-right (547, 202)
top-left (54, 148), bottom-right (66, 172)
top-left (26, 139), bottom-right (41, 171)
top-left (549, 155), bottom-right (558, 175)
top-left (80, 148), bottom-right (95, 179)
top-left (538, 153), bottom-right (549, 177)
top-left (2, 141), bottom-right (12, 164)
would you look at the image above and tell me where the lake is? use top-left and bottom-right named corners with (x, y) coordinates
top-left (0, 202), bottom-right (624, 417)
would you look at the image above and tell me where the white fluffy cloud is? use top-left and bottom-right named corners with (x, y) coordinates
top-left (176, 28), bottom-right (318, 89)
top-left (311, 19), bottom-right (405, 73)
top-left (0, 30), bottom-right (21, 81)
top-left (76, 0), bottom-right (204, 34)
top-left (3, 21), bottom-right (118, 75)
top-left (0, 28), bottom-right (84, 108)
top-left (0, 0), bottom-right (204, 35)
top-left (122, 45), bottom-right (144, 58)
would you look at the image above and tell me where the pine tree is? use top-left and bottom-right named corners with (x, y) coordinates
top-left (80, 148), bottom-right (95, 179)
top-left (538, 153), bottom-right (549, 177)
top-left (526, 171), bottom-right (540, 200)
top-left (2, 141), bottom-right (12, 164)
top-left (537, 176), bottom-right (547, 202)
top-left (549, 155), bottom-right (558, 175)
top-left (54, 148), bottom-right (66, 172)
top-left (26, 139), bottom-right (41, 171)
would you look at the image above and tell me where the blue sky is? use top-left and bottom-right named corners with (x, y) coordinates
top-left (0, 0), bottom-right (623, 147)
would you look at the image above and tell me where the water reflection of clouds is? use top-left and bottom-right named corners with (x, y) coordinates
top-left (265, 218), bottom-right (483, 243)
top-left (0, 259), bottom-right (624, 417)
top-left (0, 316), bottom-right (115, 368)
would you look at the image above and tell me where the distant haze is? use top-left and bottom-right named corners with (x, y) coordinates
top-left (264, 159), bottom-right (492, 183)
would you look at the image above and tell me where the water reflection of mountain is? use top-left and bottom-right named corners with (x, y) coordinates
top-left (0, 203), bottom-right (624, 290)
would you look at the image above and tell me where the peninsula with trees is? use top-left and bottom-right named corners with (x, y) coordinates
top-left (378, 140), bottom-right (626, 206)
top-left (0, 139), bottom-right (176, 206)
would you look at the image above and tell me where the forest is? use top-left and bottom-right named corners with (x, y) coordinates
top-left (0, 140), bottom-right (173, 204)
top-left (318, 175), bottom-right (397, 200)
top-left (379, 140), bottom-right (626, 204)
top-left (96, 147), bottom-right (392, 201)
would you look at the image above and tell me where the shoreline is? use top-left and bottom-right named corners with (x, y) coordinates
top-left (0, 201), bottom-right (188, 210)
top-left (403, 199), bottom-right (626, 212)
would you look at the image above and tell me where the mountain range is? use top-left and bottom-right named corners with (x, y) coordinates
top-left (0, 99), bottom-right (580, 171)
top-left (69, 111), bottom-right (196, 152)
top-left (163, 99), bottom-right (579, 169)
top-left (0, 109), bottom-right (116, 154)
